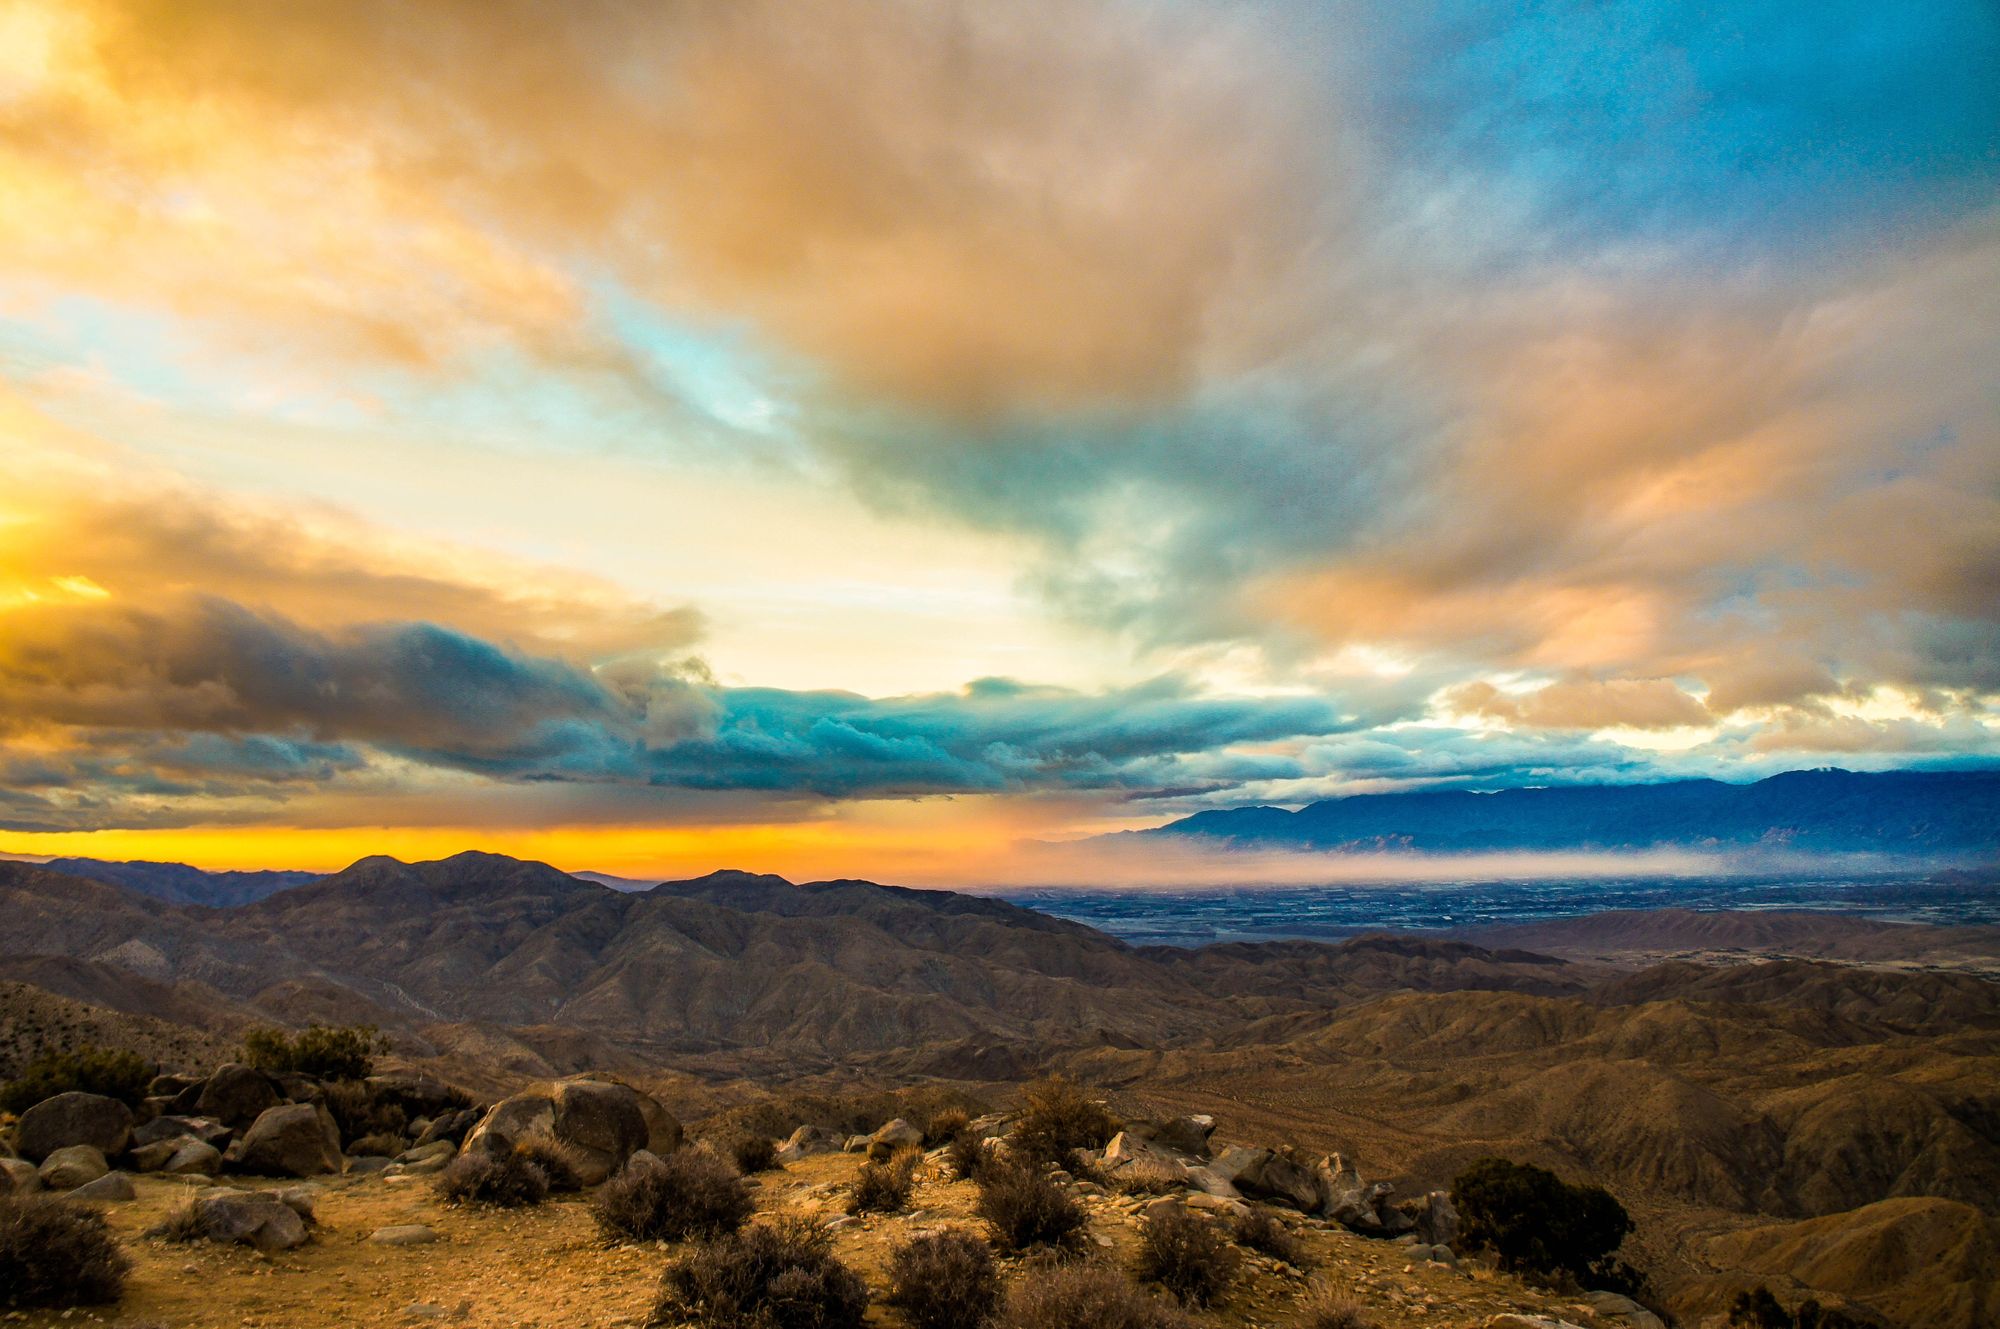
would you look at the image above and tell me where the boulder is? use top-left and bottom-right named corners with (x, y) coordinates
top-left (1419, 1189), bottom-right (1460, 1247)
top-left (347, 1155), bottom-right (394, 1175)
top-left (413, 1107), bottom-right (478, 1149)
top-left (566, 1071), bottom-right (683, 1155)
top-left (184, 1190), bottom-right (309, 1251)
top-left (227, 1103), bottom-right (344, 1177)
top-left (1129, 1115), bottom-right (1216, 1159)
top-left (39, 1145), bottom-right (110, 1190)
top-left (164, 1139), bottom-right (223, 1177)
top-left (1583, 1293), bottom-right (1666, 1329)
top-left (1212, 1146), bottom-right (1319, 1213)
top-left (133, 1114), bottom-right (231, 1150)
top-left (67, 1171), bottom-right (136, 1203)
top-left (393, 1141), bottom-right (456, 1174)
top-left (1314, 1153), bottom-right (1398, 1232)
top-left (1183, 1166), bottom-right (1243, 1199)
top-left (776, 1125), bottom-right (844, 1163)
top-left (195, 1064), bottom-right (285, 1128)
top-left (867, 1118), bottom-right (924, 1159)
top-left (1186, 1192), bottom-right (1251, 1219)
top-left (15, 1092), bottom-right (134, 1163)
top-left (1, 1158), bottom-right (42, 1194)
top-left (275, 1073), bottom-right (324, 1103)
top-left (149, 1073), bottom-right (202, 1099)
top-left (459, 1076), bottom-right (671, 1186)
top-left (131, 1138), bottom-right (188, 1172)
top-left (1103, 1131), bottom-right (1189, 1180)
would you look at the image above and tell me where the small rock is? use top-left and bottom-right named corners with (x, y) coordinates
top-left (370, 1225), bottom-right (438, 1246)
top-left (65, 1172), bottom-right (136, 1203)
top-left (39, 1145), bottom-right (110, 1190)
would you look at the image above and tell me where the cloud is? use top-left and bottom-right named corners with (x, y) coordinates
top-left (1441, 677), bottom-right (1711, 731)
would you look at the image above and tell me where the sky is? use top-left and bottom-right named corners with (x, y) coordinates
top-left (0, 0), bottom-right (1996, 884)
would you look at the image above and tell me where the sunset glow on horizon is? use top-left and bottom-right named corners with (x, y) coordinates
top-left (2, 0), bottom-right (1996, 882)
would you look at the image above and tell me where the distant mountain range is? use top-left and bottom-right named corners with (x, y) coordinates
top-left (36, 856), bottom-right (322, 907)
top-left (1147, 767), bottom-right (2000, 857)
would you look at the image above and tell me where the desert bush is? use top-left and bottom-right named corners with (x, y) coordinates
top-left (435, 1149), bottom-right (549, 1208)
top-left (0, 1196), bottom-right (131, 1309)
top-left (1729, 1286), bottom-right (1873, 1329)
top-left (698, 1086), bottom-right (985, 1147)
top-left (1232, 1207), bottom-right (1308, 1267)
top-left (347, 1131), bottom-right (406, 1158)
top-left (975, 1158), bottom-right (1087, 1253)
top-left (923, 1108), bottom-right (970, 1146)
top-left (0, 1045), bottom-right (154, 1114)
top-left (946, 1132), bottom-right (987, 1181)
top-left (848, 1150), bottom-right (917, 1214)
top-left (1108, 1160), bottom-right (1184, 1197)
top-left (1291, 1285), bottom-right (1377, 1329)
top-left (729, 1134), bottom-right (779, 1174)
top-left (240, 1023), bottom-right (387, 1082)
top-left (515, 1138), bottom-right (586, 1192)
top-left (1451, 1157), bottom-right (1638, 1291)
top-left (653, 1217), bottom-right (869, 1329)
top-left (320, 1078), bottom-right (406, 1145)
top-left (594, 1148), bottom-right (753, 1243)
top-left (886, 1229), bottom-right (1000, 1329)
top-left (1134, 1206), bottom-right (1238, 1307)
top-left (1012, 1076), bottom-right (1119, 1165)
top-left (990, 1262), bottom-right (1192, 1329)
top-left (147, 1200), bottom-right (207, 1245)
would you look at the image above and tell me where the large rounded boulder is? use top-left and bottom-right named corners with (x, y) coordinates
top-left (226, 1103), bottom-right (344, 1177)
top-left (194, 1063), bottom-right (286, 1128)
top-left (460, 1075), bottom-right (677, 1185)
top-left (15, 1092), bottom-right (134, 1163)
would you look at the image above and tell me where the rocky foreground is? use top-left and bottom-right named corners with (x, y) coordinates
top-left (0, 1063), bottom-right (1672, 1329)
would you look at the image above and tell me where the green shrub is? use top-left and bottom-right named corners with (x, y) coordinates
top-left (848, 1150), bottom-right (917, 1214)
top-left (1013, 1076), bottom-right (1119, 1166)
top-left (1450, 1157), bottom-right (1639, 1290)
top-left (0, 1046), bottom-right (154, 1114)
top-left (1135, 1206), bottom-right (1238, 1307)
top-left (593, 1148), bottom-right (753, 1243)
top-left (653, 1218), bottom-right (869, 1329)
top-left (990, 1262), bottom-right (1191, 1329)
top-left (435, 1149), bottom-right (549, 1208)
top-left (975, 1159), bottom-right (1087, 1253)
top-left (1232, 1207), bottom-right (1308, 1267)
top-left (240, 1024), bottom-right (387, 1082)
top-left (0, 1197), bottom-right (131, 1309)
top-left (887, 1230), bottom-right (1000, 1329)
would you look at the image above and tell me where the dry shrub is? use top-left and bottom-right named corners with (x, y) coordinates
top-left (515, 1138), bottom-right (587, 1192)
top-left (435, 1149), bottom-right (549, 1208)
top-left (347, 1132), bottom-right (406, 1158)
top-left (946, 1133), bottom-right (987, 1182)
top-left (1013, 1076), bottom-right (1118, 1165)
top-left (594, 1148), bottom-right (752, 1243)
top-left (886, 1230), bottom-right (1000, 1329)
top-left (1108, 1160), bottom-right (1183, 1197)
top-left (975, 1159), bottom-right (1087, 1253)
top-left (1233, 1206), bottom-right (1309, 1267)
top-left (1292, 1285), bottom-right (1377, 1329)
top-left (729, 1134), bottom-right (779, 1174)
top-left (1135, 1206), bottom-right (1238, 1307)
top-left (0, 1196), bottom-right (131, 1309)
top-left (990, 1262), bottom-right (1192, 1329)
top-left (321, 1079), bottom-right (405, 1145)
top-left (923, 1108), bottom-right (970, 1146)
top-left (146, 1201), bottom-right (206, 1245)
top-left (848, 1150), bottom-right (917, 1214)
top-left (652, 1217), bottom-right (868, 1329)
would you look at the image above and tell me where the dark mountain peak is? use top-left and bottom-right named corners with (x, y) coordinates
top-left (278, 850), bottom-right (595, 910)
top-left (34, 855), bottom-right (317, 908)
